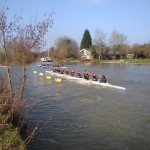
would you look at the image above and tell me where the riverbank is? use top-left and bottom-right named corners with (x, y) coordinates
top-left (97, 59), bottom-right (150, 64)
top-left (0, 121), bottom-right (26, 150)
top-left (55, 58), bottom-right (150, 64)
top-left (0, 80), bottom-right (26, 150)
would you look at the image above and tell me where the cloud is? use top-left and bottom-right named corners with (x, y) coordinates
top-left (87, 0), bottom-right (104, 4)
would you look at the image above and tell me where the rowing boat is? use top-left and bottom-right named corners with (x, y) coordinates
top-left (0, 65), bottom-right (10, 68)
top-left (36, 64), bottom-right (51, 67)
top-left (45, 70), bottom-right (126, 90)
top-left (36, 64), bottom-right (67, 69)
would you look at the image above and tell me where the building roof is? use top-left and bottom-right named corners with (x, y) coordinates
top-left (79, 48), bottom-right (91, 53)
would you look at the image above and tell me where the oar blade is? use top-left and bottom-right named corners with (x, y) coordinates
top-left (55, 78), bottom-right (62, 82)
top-left (46, 75), bottom-right (51, 79)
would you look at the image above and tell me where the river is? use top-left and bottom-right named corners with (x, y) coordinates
top-left (1, 62), bottom-right (150, 150)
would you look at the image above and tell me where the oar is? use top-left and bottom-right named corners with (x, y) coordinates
top-left (83, 74), bottom-right (91, 80)
top-left (33, 70), bottom-right (37, 74)
top-left (38, 72), bottom-right (44, 76)
top-left (45, 75), bottom-right (51, 80)
top-left (55, 78), bottom-right (62, 82)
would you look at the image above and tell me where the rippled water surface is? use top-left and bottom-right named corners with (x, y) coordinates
top-left (1, 62), bottom-right (150, 150)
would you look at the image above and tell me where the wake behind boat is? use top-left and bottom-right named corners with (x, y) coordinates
top-left (36, 63), bottom-right (67, 69)
top-left (45, 70), bottom-right (126, 90)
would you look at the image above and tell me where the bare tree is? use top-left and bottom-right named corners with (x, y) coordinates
top-left (131, 43), bottom-right (142, 59)
top-left (0, 4), bottom-right (54, 100)
top-left (109, 29), bottom-right (127, 59)
top-left (0, 4), bottom-right (54, 148)
top-left (15, 14), bottom-right (54, 101)
top-left (55, 36), bottom-right (78, 59)
top-left (93, 29), bottom-right (106, 60)
top-left (0, 6), bottom-right (21, 97)
top-left (143, 43), bottom-right (150, 58)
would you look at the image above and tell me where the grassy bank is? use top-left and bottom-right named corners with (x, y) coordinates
top-left (96, 59), bottom-right (150, 64)
top-left (0, 79), bottom-right (38, 150)
top-left (0, 80), bottom-right (27, 150)
top-left (53, 58), bottom-right (150, 64)
top-left (0, 120), bottom-right (26, 150)
top-left (53, 58), bottom-right (80, 64)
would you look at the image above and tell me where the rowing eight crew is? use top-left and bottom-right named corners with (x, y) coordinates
top-left (53, 68), bottom-right (107, 83)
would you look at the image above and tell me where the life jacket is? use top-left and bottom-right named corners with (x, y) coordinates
top-left (61, 69), bottom-right (64, 74)
top-left (66, 69), bottom-right (69, 74)
top-left (85, 71), bottom-right (89, 75)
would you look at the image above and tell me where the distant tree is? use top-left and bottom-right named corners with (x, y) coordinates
top-left (0, 52), bottom-right (5, 62)
top-left (1, 41), bottom-right (13, 62)
top-left (131, 43), bottom-right (150, 59)
top-left (143, 43), bottom-right (150, 58)
top-left (49, 47), bottom-right (58, 59)
top-left (55, 36), bottom-right (78, 59)
top-left (50, 46), bottom-right (55, 51)
top-left (109, 30), bottom-right (127, 59)
top-left (80, 29), bottom-right (92, 49)
top-left (0, 6), bottom-right (21, 95)
top-left (119, 43), bottom-right (130, 58)
top-left (93, 29), bottom-right (106, 60)
top-left (90, 45), bottom-right (98, 59)
top-left (131, 44), bottom-right (140, 59)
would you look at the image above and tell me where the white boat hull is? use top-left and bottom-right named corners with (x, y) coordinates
top-left (0, 66), bottom-right (10, 68)
top-left (36, 64), bottom-right (67, 69)
top-left (45, 70), bottom-right (126, 90)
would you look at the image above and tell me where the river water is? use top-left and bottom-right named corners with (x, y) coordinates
top-left (1, 62), bottom-right (150, 150)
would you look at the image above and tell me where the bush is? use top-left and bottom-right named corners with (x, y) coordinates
top-left (0, 77), bottom-right (38, 150)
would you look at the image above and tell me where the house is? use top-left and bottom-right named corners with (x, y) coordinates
top-left (79, 49), bottom-right (93, 61)
top-left (126, 54), bottom-right (134, 59)
top-left (107, 50), bottom-right (120, 59)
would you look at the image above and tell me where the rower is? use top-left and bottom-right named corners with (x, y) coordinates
top-left (92, 72), bottom-right (98, 81)
top-left (65, 69), bottom-right (70, 75)
top-left (60, 68), bottom-right (65, 74)
top-left (53, 67), bottom-right (57, 72)
top-left (55, 67), bottom-right (60, 73)
top-left (76, 71), bottom-right (82, 78)
top-left (70, 69), bottom-right (75, 76)
top-left (84, 70), bottom-right (90, 80)
top-left (99, 75), bottom-right (107, 83)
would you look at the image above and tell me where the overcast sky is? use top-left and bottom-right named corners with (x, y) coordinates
top-left (1, 0), bottom-right (150, 49)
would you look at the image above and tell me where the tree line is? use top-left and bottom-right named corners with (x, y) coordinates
top-left (81, 29), bottom-right (150, 60)
top-left (0, 42), bottom-right (39, 63)
top-left (37, 29), bottom-right (150, 61)
top-left (1, 27), bottom-right (150, 63)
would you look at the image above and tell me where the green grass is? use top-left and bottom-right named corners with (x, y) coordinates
top-left (53, 58), bottom-right (80, 63)
top-left (124, 59), bottom-right (150, 64)
top-left (0, 125), bottom-right (26, 150)
top-left (53, 58), bottom-right (150, 64)
top-left (98, 59), bottom-right (150, 64)
top-left (0, 113), bottom-right (26, 150)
